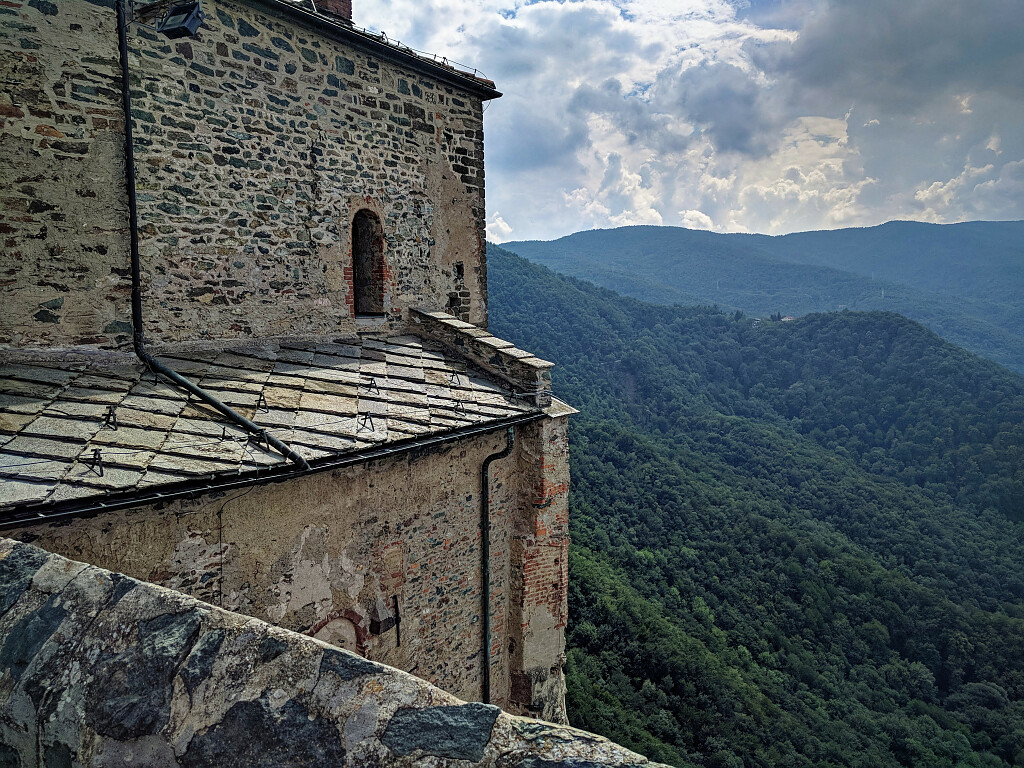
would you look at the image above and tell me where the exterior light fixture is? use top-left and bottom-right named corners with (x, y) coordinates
top-left (156, 0), bottom-right (205, 38)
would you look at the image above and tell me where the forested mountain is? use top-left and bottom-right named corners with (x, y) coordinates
top-left (769, 222), bottom-right (1024, 310)
top-left (488, 244), bottom-right (1024, 768)
top-left (503, 221), bottom-right (1024, 374)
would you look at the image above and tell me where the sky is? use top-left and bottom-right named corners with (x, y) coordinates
top-left (355, 0), bottom-right (1024, 242)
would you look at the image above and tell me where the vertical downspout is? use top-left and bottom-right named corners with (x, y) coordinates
top-left (114, 1), bottom-right (309, 470)
top-left (115, 0), bottom-right (145, 354)
top-left (480, 426), bottom-right (515, 705)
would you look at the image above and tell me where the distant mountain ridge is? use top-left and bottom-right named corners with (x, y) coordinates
top-left (503, 220), bottom-right (1024, 373)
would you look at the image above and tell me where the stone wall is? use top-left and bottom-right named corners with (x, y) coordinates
top-left (0, 0), bottom-right (492, 350)
top-left (8, 417), bottom-right (571, 718)
top-left (0, 0), bottom-right (134, 349)
top-left (412, 309), bottom-right (554, 406)
top-left (0, 538), bottom-right (666, 767)
top-left (509, 407), bottom-right (573, 723)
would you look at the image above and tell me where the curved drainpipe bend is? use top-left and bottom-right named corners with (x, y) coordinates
top-left (480, 426), bottom-right (515, 704)
top-left (115, 0), bottom-right (308, 471)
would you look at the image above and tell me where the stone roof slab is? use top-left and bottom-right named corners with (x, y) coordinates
top-left (0, 331), bottom-right (540, 522)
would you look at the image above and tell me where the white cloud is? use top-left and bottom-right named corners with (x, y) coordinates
top-left (973, 160), bottom-right (1024, 217)
top-left (563, 186), bottom-right (612, 227)
top-left (680, 209), bottom-right (715, 230)
top-left (914, 163), bottom-right (995, 208)
top-left (486, 212), bottom-right (514, 243)
top-left (729, 115), bottom-right (877, 233)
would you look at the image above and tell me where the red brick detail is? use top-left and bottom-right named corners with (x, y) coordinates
top-left (343, 262), bottom-right (355, 316)
top-left (521, 541), bottom-right (569, 629)
top-left (318, 0), bottom-right (352, 23)
top-left (307, 608), bottom-right (368, 655)
top-left (533, 478), bottom-right (569, 509)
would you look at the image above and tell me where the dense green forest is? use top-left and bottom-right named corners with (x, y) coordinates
top-left (504, 221), bottom-right (1024, 374)
top-left (488, 243), bottom-right (1024, 768)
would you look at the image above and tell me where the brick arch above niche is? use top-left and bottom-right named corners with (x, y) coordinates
top-left (352, 208), bottom-right (387, 316)
top-left (311, 609), bottom-right (366, 655)
top-left (342, 196), bottom-right (392, 319)
top-left (343, 195), bottom-right (388, 230)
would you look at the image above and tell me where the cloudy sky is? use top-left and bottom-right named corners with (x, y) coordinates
top-left (356, 0), bottom-right (1024, 242)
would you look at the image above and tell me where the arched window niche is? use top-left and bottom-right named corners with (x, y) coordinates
top-left (351, 209), bottom-right (386, 316)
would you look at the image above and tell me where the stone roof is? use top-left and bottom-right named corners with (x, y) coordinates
top-left (0, 333), bottom-right (539, 518)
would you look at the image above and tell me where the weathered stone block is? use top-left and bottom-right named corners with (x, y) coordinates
top-left (382, 703), bottom-right (500, 761)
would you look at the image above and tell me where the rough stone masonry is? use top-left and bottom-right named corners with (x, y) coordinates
top-left (0, 538), bottom-right (668, 767)
top-left (1, 0), bottom-right (492, 349)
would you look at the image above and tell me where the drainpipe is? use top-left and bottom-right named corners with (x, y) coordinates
top-left (480, 426), bottom-right (514, 704)
top-left (114, 0), bottom-right (308, 470)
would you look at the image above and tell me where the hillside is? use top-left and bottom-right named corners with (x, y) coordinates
top-left (487, 244), bottom-right (1024, 768)
top-left (765, 221), bottom-right (1024, 311)
top-left (503, 221), bottom-right (1024, 374)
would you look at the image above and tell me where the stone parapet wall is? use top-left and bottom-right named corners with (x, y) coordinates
top-left (412, 309), bottom-right (554, 405)
top-left (0, 538), bottom-right (663, 767)
top-left (1, 0), bottom-right (492, 349)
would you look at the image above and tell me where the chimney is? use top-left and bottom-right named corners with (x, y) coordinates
top-left (316, 0), bottom-right (352, 24)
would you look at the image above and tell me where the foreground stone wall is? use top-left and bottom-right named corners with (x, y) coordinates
top-left (8, 415), bottom-right (572, 719)
top-left (0, 0), bottom-right (491, 349)
top-left (0, 538), bottom-right (664, 767)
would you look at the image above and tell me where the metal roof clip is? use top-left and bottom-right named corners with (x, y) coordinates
top-left (85, 448), bottom-right (104, 477)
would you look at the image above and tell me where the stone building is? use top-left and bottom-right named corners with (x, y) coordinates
top-left (0, 0), bottom-right (573, 727)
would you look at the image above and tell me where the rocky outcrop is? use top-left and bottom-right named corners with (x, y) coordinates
top-left (0, 539), bottom-right (664, 767)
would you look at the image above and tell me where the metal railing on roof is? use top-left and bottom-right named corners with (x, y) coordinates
top-left (133, 0), bottom-right (494, 86)
top-left (285, 0), bottom-right (493, 83)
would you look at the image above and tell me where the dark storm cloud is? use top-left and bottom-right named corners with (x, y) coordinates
top-left (763, 0), bottom-right (1024, 112)
top-left (747, 0), bottom-right (1024, 223)
top-left (658, 61), bottom-right (781, 156)
top-left (568, 77), bottom-right (692, 154)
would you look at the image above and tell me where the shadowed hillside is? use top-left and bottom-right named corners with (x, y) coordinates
top-left (488, 243), bottom-right (1024, 768)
